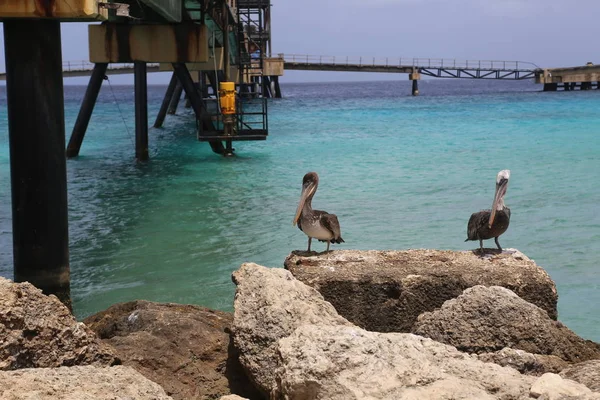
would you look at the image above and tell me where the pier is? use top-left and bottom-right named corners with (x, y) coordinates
top-left (0, 0), bottom-right (277, 306)
top-left (535, 63), bottom-right (600, 91)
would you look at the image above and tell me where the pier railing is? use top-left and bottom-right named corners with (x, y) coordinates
top-left (62, 61), bottom-right (161, 72)
top-left (281, 54), bottom-right (537, 71)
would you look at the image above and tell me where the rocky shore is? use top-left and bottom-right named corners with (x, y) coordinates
top-left (0, 249), bottom-right (599, 399)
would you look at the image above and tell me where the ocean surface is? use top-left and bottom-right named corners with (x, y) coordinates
top-left (0, 78), bottom-right (598, 342)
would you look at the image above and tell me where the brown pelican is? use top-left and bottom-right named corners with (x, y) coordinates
top-left (292, 172), bottom-right (344, 252)
top-left (465, 170), bottom-right (511, 252)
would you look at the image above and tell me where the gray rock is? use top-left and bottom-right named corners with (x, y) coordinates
top-left (560, 360), bottom-right (600, 392)
top-left (231, 263), bottom-right (352, 397)
top-left (530, 373), bottom-right (600, 400)
top-left (477, 347), bottom-right (568, 376)
top-left (84, 300), bottom-right (261, 400)
top-left (284, 249), bottom-right (557, 332)
top-left (0, 365), bottom-right (173, 399)
top-left (413, 286), bottom-right (600, 363)
top-left (0, 277), bottom-right (118, 370)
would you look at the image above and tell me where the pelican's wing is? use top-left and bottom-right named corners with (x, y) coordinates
top-left (466, 209), bottom-right (491, 241)
top-left (318, 211), bottom-right (344, 243)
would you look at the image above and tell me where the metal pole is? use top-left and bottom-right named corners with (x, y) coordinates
top-left (167, 82), bottom-right (183, 114)
top-left (223, 0), bottom-right (230, 82)
top-left (134, 62), bottom-right (149, 161)
top-left (3, 20), bottom-right (71, 309)
top-left (66, 63), bottom-right (108, 157)
top-left (154, 72), bottom-right (178, 128)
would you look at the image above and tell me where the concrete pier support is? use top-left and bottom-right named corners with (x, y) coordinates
top-left (134, 62), bottom-right (149, 161)
top-left (67, 63), bottom-right (108, 157)
top-left (543, 83), bottom-right (558, 91)
top-left (3, 20), bottom-right (71, 308)
top-left (409, 70), bottom-right (420, 96)
top-left (154, 72), bottom-right (178, 128)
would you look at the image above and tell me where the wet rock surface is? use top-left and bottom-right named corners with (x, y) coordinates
top-left (284, 249), bottom-right (558, 332)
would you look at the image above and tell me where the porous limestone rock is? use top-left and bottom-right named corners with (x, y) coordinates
top-left (0, 365), bottom-right (173, 399)
top-left (84, 300), bottom-right (261, 400)
top-left (477, 347), bottom-right (568, 376)
top-left (233, 262), bottom-right (564, 399)
top-left (529, 373), bottom-right (600, 400)
top-left (219, 396), bottom-right (250, 400)
top-left (284, 249), bottom-right (557, 332)
top-left (0, 277), bottom-right (118, 370)
top-left (231, 263), bottom-right (353, 397)
top-left (275, 324), bottom-right (533, 399)
top-left (413, 286), bottom-right (600, 363)
top-left (560, 360), bottom-right (600, 392)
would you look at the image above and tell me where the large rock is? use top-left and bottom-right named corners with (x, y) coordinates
top-left (560, 360), bottom-right (600, 392)
top-left (231, 263), bottom-right (352, 397)
top-left (477, 347), bottom-right (568, 376)
top-left (0, 365), bottom-right (173, 399)
top-left (0, 277), bottom-right (118, 370)
top-left (231, 263), bottom-right (594, 399)
top-left (413, 286), bottom-right (600, 363)
top-left (530, 373), bottom-right (600, 400)
top-left (84, 300), bottom-right (261, 400)
top-left (284, 249), bottom-right (557, 332)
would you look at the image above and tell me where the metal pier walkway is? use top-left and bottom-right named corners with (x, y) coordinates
top-left (282, 54), bottom-right (538, 80)
top-left (0, 56), bottom-right (539, 81)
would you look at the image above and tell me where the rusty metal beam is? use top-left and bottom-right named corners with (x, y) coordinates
top-left (3, 20), bottom-right (71, 309)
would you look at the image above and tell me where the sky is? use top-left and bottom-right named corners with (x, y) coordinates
top-left (0, 0), bottom-right (598, 84)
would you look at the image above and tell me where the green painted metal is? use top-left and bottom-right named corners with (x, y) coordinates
top-left (138, 0), bottom-right (182, 22)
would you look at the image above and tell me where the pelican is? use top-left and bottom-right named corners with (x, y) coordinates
top-left (292, 172), bottom-right (344, 252)
top-left (465, 169), bottom-right (511, 252)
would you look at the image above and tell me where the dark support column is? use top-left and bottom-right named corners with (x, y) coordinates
top-left (412, 79), bottom-right (419, 96)
top-left (154, 72), bottom-right (178, 128)
top-left (167, 82), bottom-right (183, 115)
top-left (67, 63), bottom-right (108, 157)
top-left (134, 62), bottom-right (149, 161)
top-left (184, 93), bottom-right (191, 108)
top-left (273, 76), bottom-right (282, 98)
top-left (543, 83), bottom-right (558, 91)
top-left (223, 0), bottom-right (230, 82)
top-left (3, 20), bottom-right (71, 308)
top-left (200, 72), bottom-right (209, 98)
top-left (172, 63), bottom-right (225, 155)
top-left (263, 76), bottom-right (271, 98)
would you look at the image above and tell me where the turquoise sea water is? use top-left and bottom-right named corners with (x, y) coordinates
top-left (0, 79), bottom-right (599, 342)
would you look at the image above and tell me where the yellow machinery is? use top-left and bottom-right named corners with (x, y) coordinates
top-left (219, 82), bottom-right (236, 136)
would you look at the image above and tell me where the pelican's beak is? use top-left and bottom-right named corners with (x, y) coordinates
top-left (292, 182), bottom-right (316, 226)
top-left (488, 178), bottom-right (508, 228)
